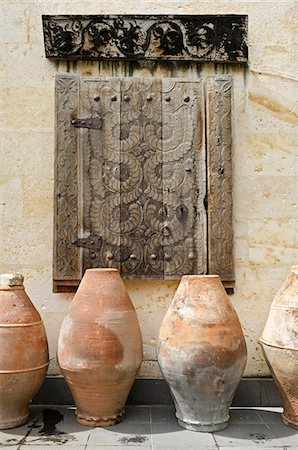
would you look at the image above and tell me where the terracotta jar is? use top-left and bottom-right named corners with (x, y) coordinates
top-left (57, 268), bottom-right (143, 426)
top-left (0, 273), bottom-right (49, 429)
top-left (157, 275), bottom-right (247, 432)
top-left (260, 266), bottom-right (298, 429)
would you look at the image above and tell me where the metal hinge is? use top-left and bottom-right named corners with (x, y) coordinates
top-left (72, 236), bottom-right (102, 250)
top-left (71, 117), bottom-right (102, 129)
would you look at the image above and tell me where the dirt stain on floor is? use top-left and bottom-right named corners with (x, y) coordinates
top-left (118, 435), bottom-right (148, 444)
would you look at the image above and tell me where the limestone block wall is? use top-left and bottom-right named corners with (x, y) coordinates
top-left (1, 0), bottom-right (297, 377)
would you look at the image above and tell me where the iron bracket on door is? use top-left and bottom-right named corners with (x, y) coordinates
top-left (72, 236), bottom-right (102, 251)
top-left (71, 117), bottom-right (102, 129)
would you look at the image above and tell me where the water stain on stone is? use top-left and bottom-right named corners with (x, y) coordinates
top-left (249, 92), bottom-right (298, 125)
top-left (118, 435), bottom-right (148, 444)
top-left (39, 408), bottom-right (64, 435)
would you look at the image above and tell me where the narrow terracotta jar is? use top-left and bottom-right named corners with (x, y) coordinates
top-left (57, 268), bottom-right (143, 427)
top-left (157, 275), bottom-right (247, 432)
top-left (260, 266), bottom-right (298, 429)
top-left (0, 273), bottom-right (49, 429)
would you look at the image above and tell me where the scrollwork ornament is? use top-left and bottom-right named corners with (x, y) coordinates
top-left (43, 15), bottom-right (248, 63)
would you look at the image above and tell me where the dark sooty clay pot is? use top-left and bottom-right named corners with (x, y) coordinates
top-left (157, 275), bottom-right (247, 432)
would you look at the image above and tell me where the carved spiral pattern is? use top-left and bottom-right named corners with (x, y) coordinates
top-left (43, 15), bottom-right (248, 63)
top-left (65, 77), bottom-right (208, 278)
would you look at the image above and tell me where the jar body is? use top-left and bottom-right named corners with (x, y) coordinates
top-left (57, 269), bottom-right (143, 426)
top-left (0, 276), bottom-right (49, 429)
top-left (157, 275), bottom-right (247, 432)
top-left (260, 266), bottom-right (298, 429)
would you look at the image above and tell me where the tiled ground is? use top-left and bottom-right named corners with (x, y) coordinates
top-left (0, 405), bottom-right (297, 449)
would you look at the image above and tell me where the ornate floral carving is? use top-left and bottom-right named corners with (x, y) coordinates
top-left (54, 76), bottom-right (81, 280)
top-left (205, 77), bottom-right (234, 281)
top-left (54, 76), bottom-right (233, 282)
top-left (43, 15), bottom-right (248, 63)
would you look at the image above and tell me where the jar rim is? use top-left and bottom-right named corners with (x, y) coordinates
top-left (0, 273), bottom-right (24, 287)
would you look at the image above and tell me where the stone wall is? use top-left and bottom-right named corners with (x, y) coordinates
top-left (1, 0), bottom-right (297, 377)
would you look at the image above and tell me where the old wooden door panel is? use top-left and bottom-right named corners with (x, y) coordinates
top-left (162, 80), bottom-right (206, 277)
top-left (205, 77), bottom-right (234, 282)
top-left (120, 78), bottom-right (164, 277)
top-left (54, 75), bottom-right (234, 286)
top-left (80, 78), bottom-right (121, 271)
top-left (54, 75), bottom-right (81, 280)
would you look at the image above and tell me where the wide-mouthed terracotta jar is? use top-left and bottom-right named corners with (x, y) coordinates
top-left (260, 265), bottom-right (298, 429)
top-left (157, 275), bottom-right (247, 432)
top-left (0, 273), bottom-right (49, 429)
top-left (57, 268), bottom-right (143, 426)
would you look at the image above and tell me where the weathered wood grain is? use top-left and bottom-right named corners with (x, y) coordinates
top-left (205, 76), bottom-right (234, 282)
top-left (80, 77), bottom-right (121, 272)
top-left (162, 79), bottom-right (206, 277)
top-left (54, 75), bottom-right (81, 280)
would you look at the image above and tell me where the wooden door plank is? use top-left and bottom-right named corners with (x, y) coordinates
top-left (120, 78), bottom-right (163, 277)
top-left (162, 80), bottom-right (206, 278)
top-left (205, 76), bottom-right (234, 281)
top-left (80, 77), bottom-right (121, 271)
top-left (54, 75), bottom-right (81, 280)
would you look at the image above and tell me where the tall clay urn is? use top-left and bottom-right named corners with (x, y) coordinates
top-left (157, 275), bottom-right (247, 432)
top-left (57, 268), bottom-right (143, 426)
top-left (0, 273), bottom-right (49, 429)
top-left (260, 266), bottom-right (298, 429)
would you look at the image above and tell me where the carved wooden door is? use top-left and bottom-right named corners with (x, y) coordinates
top-left (54, 75), bottom-right (233, 289)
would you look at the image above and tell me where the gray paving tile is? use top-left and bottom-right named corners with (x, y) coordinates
top-left (87, 447), bottom-right (152, 450)
top-left (218, 447), bottom-right (286, 450)
top-left (21, 407), bottom-right (90, 446)
top-left (0, 447), bottom-right (19, 450)
top-left (0, 446), bottom-right (19, 450)
top-left (88, 423), bottom-right (151, 446)
top-left (270, 423), bottom-right (298, 446)
top-left (213, 423), bottom-right (277, 447)
top-left (0, 422), bottom-right (34, 446)
top-left (151, 422), bottom-right (216, 448)
top-left (124, 406), bottom-right (151, 423)
top-left (230, 408), bottom-right (263, 424)
top-left (257, 409), bottom-right (284, 425)
top-left (20, 443), bottom-right (86, 450)
top-left (150, 405), bottom-right (176, 423)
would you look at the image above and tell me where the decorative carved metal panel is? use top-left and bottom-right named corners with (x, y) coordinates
top-left (43, 15), bottom-right (248, 63)
top-left (54, 75), bottom-right (233, 288)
